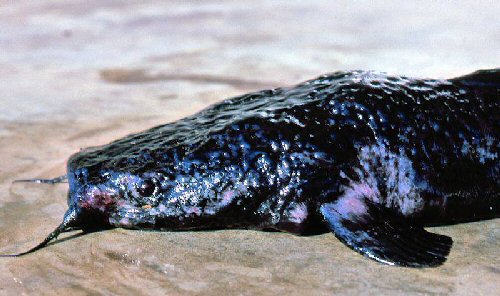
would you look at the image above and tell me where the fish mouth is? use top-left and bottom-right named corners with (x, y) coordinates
top-left (65, 167), bottom-right (118, 229)
top-left (68, 188), bottom-right (115, 231)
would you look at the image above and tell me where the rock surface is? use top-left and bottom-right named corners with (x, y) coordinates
top-left (0, 1), bottom-right (498, 295)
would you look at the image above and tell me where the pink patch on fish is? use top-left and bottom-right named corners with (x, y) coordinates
top-left (288, 203), bottom-right (308, 223)
top-left (185, 206), bottom-right (201, 215)
top-left (332, 182), bottom-right (381, 217)
top-left (118, 217), bottom-right (131, 226)
top-left (221, 190), bottom-right (235, 205)
top-left (80, 187), bottom-right (117, 211)
top-left (343, 182), bottom-right (379, 203)
top-left (335, 194), bottom-right (369, 217)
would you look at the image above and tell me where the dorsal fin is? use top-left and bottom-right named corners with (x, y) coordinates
top-left (450, 68), bottom-right (500, 87)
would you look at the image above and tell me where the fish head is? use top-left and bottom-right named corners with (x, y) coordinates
top-left (64, 140), bottom-right (215, 229)
top-left (66, 151), bottom-right (171, 228)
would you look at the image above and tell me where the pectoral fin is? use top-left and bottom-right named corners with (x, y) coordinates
top-left (320, 195), bottom-right (452, 267)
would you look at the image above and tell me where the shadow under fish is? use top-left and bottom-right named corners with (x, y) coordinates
top-left (3, 69), bottom-right (499, 267)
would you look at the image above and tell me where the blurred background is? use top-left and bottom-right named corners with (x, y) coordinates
top-left (0, 1), bottom-right (498, 295)
top-left (1, 1), bottom-right (498, 123)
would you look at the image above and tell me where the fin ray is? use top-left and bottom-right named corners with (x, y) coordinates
top-left (320, 196), bottom-right (452, 267)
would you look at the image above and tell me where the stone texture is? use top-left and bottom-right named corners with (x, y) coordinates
top-left (0, 1), bottom-right (498, 295)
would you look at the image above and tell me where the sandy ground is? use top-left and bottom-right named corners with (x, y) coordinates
top-left (0, 1), bottom-right (499, 295)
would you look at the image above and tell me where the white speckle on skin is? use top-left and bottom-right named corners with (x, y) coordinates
top-left (461, 134), bottom-right (498, 163)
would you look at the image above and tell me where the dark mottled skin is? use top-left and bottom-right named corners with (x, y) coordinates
top-left (6, 70), bottom-right (499, 266)
top-left (69, 70), bottom-right (499, 230)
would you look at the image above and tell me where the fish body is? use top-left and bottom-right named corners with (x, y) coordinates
top-left (8, 69), bottom-right (500, 267)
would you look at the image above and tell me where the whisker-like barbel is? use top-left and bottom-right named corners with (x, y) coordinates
top-left (13, 175), bottom-right (68, 184)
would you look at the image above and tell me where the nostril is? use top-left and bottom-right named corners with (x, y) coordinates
top-left (72, 168), bottom-right (88, 183)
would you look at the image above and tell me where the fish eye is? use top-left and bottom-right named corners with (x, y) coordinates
top-left (137, 178), bottom-right (158, 197)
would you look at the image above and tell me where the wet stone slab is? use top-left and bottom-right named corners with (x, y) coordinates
top-left (0, 1), bottom-right (499, 295)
